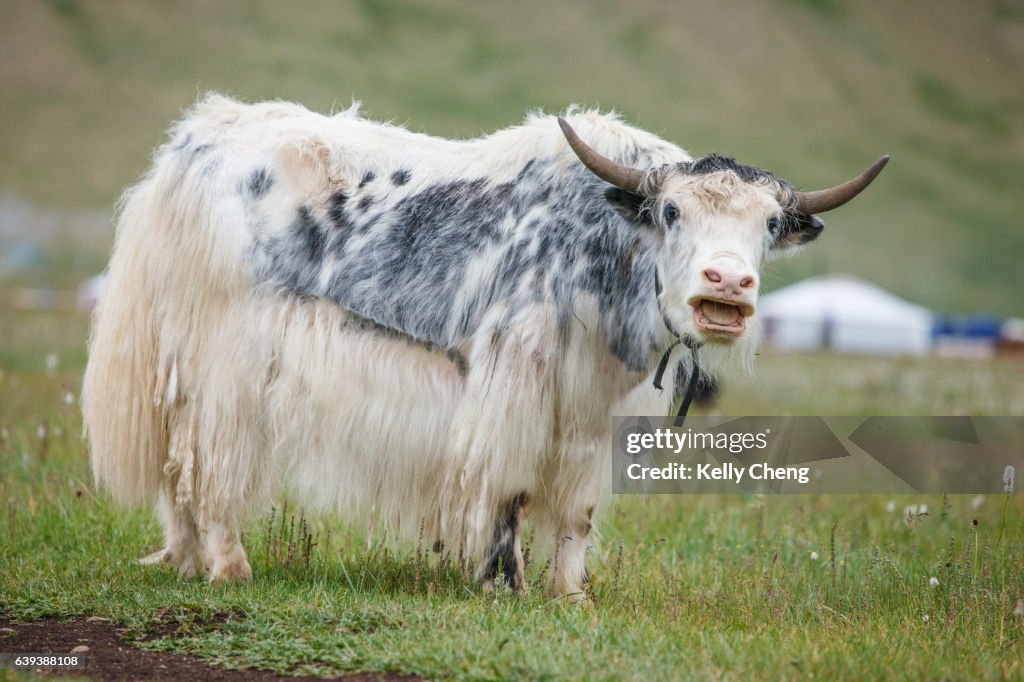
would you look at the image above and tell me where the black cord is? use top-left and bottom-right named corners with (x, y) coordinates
top-left (651, 340), bottom-right (680, 391)
top-left (651, 337), bottom-right (702, 427)
top-left (673, 343), bottom-right (701, 428)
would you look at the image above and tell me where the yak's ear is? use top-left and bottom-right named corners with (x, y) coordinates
top-left (604, 187), bottom-right (652, 226)
top-left (771, 214), bottom-right (825, 252)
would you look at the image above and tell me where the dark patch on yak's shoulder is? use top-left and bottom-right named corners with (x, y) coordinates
top-left (604, 187), bottom-right (651, 226)
top-left (247, 168), bottom-right (274, 198)
top-left (328, 190), bottom-right (349, 223)
top-left (356, 195), bottom-right (375, 211)
top-left (294, 206), bottom-right (327, 263)
top-left (358, 171), bottom-right (376, 188)
top-left (535, 231), bottom-right (554, 264)
top-left (516, 158), bottom-right (538, 181)
top-left (391, 169), bottom-right (412, 186)
top-left (325, 190), bottom-right (361, 257)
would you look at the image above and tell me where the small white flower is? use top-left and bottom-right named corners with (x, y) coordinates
top-left (886, 500), bottom-right (896, 513)
top-left (921, 615), bottom-right (929, 624)
top-left (1014, 600), bottom-right (1024, 617)
top-left (0, 427), bottom-right (7, 442)
top-left (929, 576), bottom-right (939, 588)
top-left (971, 495), bottom-right (985, 510)
top-left (810, 551), bottom-right (819, 561)
top-left (919, 504), bottom-right (928, 515)
top-left (905, 504), bottom-right (918, 517)
top-left (63, 391), bottom-right (75, 406)
top-left (45, 353), bottom-right (59, 372)
top-left (1004, 466), bottom-right (1015, 494)
top-left (35, 424), bottom-right (47, 441)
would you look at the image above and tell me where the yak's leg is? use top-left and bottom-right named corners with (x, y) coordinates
top-left (140, 404), bottom-right (202, 577)
top-left (479, 493), bottom-right (529, 592)
top-left (543, 433), bottom-right (604, 600)
top-left (548, 507), bottom-right (594, 600)
top-left (139, 485), bottom-right (202, 578)
top-left (202, 508), bottom-right (252, 582)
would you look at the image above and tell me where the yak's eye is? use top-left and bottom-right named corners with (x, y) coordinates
top-left (766, 216), bottom-right (780, 234)
top-left (662, 202), bottom-right (679, 225)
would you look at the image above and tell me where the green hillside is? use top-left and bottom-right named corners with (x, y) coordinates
top-left (2, 0), bottom-right (1022, 314)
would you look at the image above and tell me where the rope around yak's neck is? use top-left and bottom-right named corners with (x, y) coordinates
top-left (652, 269), bottom-right (703, 428)
top-left (651, 336), bottom-right (702, 428)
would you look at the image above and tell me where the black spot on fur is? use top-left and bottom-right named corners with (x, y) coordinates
top-left (391, 169), bottom-right (412, 186)
top-left (327, 191), bottom-right (350, 224)
top-left (325, 191), bottom-right (360, 257)
top-left (516, 158), bottom-right (537, 180)
top-left (248, 168), bottom-right (273, 198)
top-left (445, 348), bottom-right (468, 376)
top-left (358, 171), bottom-right (376, 188)
top-left (604, 187), bottom-right (651, 226)
top-left (356, 195), bottom-right (375, 211)
top-left (295, 206), bottom-right (327, 264)
top-left (481, 493), bottom-right (528, 590)
top-left (686, 154), bottom-right (780, 185)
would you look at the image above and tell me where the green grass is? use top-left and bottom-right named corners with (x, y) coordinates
top-left (1, 311), bottom-right (1022, 679)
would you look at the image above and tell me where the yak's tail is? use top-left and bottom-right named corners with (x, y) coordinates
top-left (82, 173), bottom-right (173, 505)
top-left (83, 95), bottom-right (256, 506)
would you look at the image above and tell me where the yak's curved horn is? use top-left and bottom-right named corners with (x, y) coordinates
top-left (558, 117), bottom-right (647, 194)
top-left (794, 155), bottom-right (890, 215)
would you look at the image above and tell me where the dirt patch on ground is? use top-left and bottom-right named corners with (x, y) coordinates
top-left (0, 617), bottom-right (422, 681)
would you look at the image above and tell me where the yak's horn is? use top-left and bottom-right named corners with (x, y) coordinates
top-left (558, 117), bottom-right (647, 194)
top-left (794, 155), bottom-right (890, 215)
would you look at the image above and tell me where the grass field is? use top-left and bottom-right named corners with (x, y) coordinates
top-left (2, 3), bottom-right (1023, 676)
top-left (1, 310), bottom-right (1022, 680)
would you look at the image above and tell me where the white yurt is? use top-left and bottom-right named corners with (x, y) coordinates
top-left (759, 275), bottom-right (933, 355)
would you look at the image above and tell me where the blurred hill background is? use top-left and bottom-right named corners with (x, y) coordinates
top-left (2, 0), bottom-right (1022, 314)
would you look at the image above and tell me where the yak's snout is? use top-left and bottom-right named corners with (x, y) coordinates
top-left (686, 259), bottom-right (758, 340)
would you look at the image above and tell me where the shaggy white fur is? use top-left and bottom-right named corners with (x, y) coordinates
top-left (83, 94), bottom-right (796, 596)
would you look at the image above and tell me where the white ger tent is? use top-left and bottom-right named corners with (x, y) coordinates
top-left (759, 275), bottom-right (933, 355)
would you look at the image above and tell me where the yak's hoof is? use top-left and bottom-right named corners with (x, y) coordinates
top-left (177, 553), bottom-right (201, 579)
top-left (139, 547), bottom-right (203, 579)
top-left (481, 576), bottom-right (526, 595)
top-left (207, 549), bottom-right (252, 583)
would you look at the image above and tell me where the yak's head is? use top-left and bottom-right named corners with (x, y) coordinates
top-left (559, 118), bottom-right (888, 348)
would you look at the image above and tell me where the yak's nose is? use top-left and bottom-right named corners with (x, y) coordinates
top-left (702, 267), bottom-right (757, 296)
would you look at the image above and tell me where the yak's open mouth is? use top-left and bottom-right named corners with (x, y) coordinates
top-left (692, 298), bottom-right (750, 337)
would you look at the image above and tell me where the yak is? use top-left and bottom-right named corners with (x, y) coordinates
top-left (83, 95), bottom-right (887, 596)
